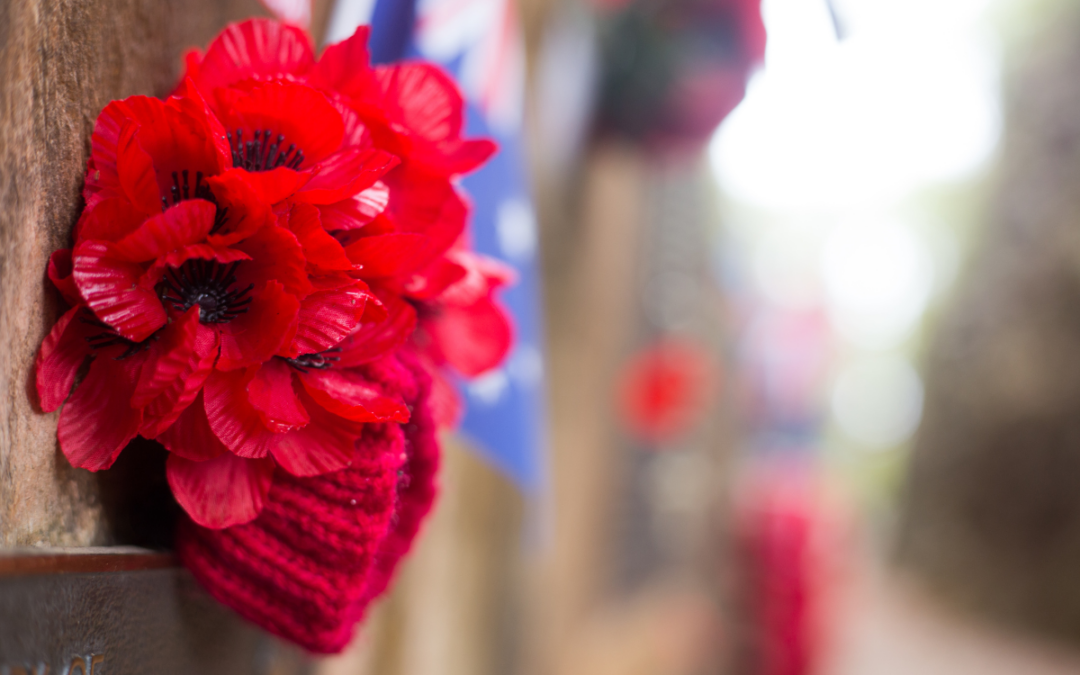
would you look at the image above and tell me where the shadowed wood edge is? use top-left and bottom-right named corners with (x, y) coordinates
top-left (0, 547), bottom-right (176, 577)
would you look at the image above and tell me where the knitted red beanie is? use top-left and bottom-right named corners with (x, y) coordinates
top-left (176, 352), bottom-right (440, 653)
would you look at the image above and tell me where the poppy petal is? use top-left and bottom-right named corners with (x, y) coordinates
top-left (230, 166), bottom-right (310, 205)
top-left (111, 200), bottom-right (216, 262)
top-left (288, 285), bottom-right (371, 357)
top-left (167, 452), bottom-right (275, 529)
top-left (47, 249), bottom-right (82, 306)
top-left (157, 391), bottom-right (229, 461)
top-left (142, 244), bottom-right (251, 290)
top-left (116, 122), bottom-right (162, 215)
top-left (137, 316), bottom-right (220, 438)
top-left (426, 297), bottom-right (514, 377)
top-left (385, 174), bottom-right (467, 265)
top-left (195, 19), bottom-right (314, 94)
top-left (73, 240), bottom-right (167, 343)
top-left (204, 170), bottom-right (275, 246)
top-left (218, 280), bottom-right (301, 371)
top-left (298, 368), bottom-right (410, 423)
top-left (35, 306), bottom-right (94, 412)
top-left (372, 63), bottom-right (463, 144)
top-left (333, 97), bottom-right (375, 148)
top-left (359, 290), bottom-right (388, 323)
top-left (247, 358), bottom-right (309, 433)
top-left (429, 138), bottom-right (498, 175)
top-left (308, 271), bottom-right (359, 291)
top-left (86, 96), bottom-right (166, 199)
top-left (269, 386), bottom-right (363, 476)
top-left (428, 362), bottom-right (464, 428)
top-left (438, 250), bottom-right (517, 305)
top-left (172, 77), bottom-right (234, 169)
top-left (231, 225), bottom-right (313, 299)
top-left (216, 81), bottom-right (343, 164)
top-left (58, 353), bottom-right (144, 471)
top-left (293, 148), bottom-right (399, 205)
top-left (396, 255), bottom-right (467, 301)
top-left (131, 306), bottom-right (200, 408)
top-left (75, 196), bottom-right (148, 242)
top-left (204, 368), bottom-right (282, 458)
top-left (344, 233), bottom-right (428, 278)
top-left (336, 290), bottom-right (417, 367)
top-left (317, 182), bottom-right (389, 231)
top-left (285, 203), bottom-right (353, 273)
top-left (115, 97), bottom-right (227, 199)
top-left (309, 25), bottom-right (373, 97)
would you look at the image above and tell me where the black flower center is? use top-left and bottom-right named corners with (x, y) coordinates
top-left (160, 260), bottom-right (254, 324)
top-left (228, 129), bottom-right (305, 172)
top-left (81, 314), bottom-right (155, 360)
top-left (161, 170), bottom-right (229, 235)
top-left (282, 348), bottom-right (341, 372)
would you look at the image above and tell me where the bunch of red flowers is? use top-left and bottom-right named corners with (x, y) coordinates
top-left (35, 18), bottom-right (512, 649)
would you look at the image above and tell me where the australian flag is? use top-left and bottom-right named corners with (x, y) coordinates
top-left (325, 0), bottom-right (547, 494)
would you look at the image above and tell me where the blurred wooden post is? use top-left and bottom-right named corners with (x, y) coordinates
top-left (521, 143), bottom-right (648, 675)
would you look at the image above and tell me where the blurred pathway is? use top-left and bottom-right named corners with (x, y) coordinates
top-left (825, 559), bottom-right (1080, 675)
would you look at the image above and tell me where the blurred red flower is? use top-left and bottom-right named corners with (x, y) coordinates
top-left (617, 337), bottom-right (720, 443)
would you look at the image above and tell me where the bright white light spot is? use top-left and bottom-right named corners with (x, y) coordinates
top-left (709, 0), bottom-right (1000, 211)
top-left (831, 355), bottom-right (923, 448)
top-left (821, 218), bottom-right (933, 349)
top-left (496, 199), bottom-right (538, 261)
top-left (468, 369), bottom-right (510, 405)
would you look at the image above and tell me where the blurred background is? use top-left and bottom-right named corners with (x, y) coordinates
top-left (11, 0), bottom-right (1080, 671)
top-left (308, 0), bottom-right (1080, 672)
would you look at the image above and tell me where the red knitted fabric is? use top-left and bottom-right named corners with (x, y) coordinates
top-left (352, 351), bottom-right (440, 615)
top-left (176, 352), bottom-right (440, 653)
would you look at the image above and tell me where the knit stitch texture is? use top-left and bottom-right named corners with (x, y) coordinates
top-left (176, 352), bottom-right (440, 653)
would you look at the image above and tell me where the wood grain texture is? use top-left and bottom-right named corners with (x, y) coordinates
top-left (0, 566), bottom-right (308, 674)
top-left (0, 547), bottom-right (174, 577)
top-left (0, 0), bottom-right (349, 547)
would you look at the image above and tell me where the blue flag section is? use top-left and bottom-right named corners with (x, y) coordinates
top-left (455, 108), bottom-right (547, 494)
top-left (361, 0), bottom-right (548, 493)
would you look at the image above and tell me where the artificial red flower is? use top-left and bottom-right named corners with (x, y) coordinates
top-left (35, 15), bottom-right (511, 655)
top-left (178, 19), bottom-right (515, 427)
top-left (412, 250), bottom-right (515, 377)
top-left (44, 79), bottom-right (403, 527)
top-left (182, 19), bottom-right (495, 178)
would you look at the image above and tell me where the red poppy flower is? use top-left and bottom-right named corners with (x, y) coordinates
top-left (183, 19), bottom-right (495, 177)
top-left (181, 18), bottom-right (492, 266)
top-left (413, 250), bottom-right (515, 376)
top-left (178, 20), bottom-right (511, 415)
top-left (44, 79), bottom-right (401, 528)
top-left (46, 203), bottom-right (397, 528)
top-left (36, 302), bottom-right (214, 471)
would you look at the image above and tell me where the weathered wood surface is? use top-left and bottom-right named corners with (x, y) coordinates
top-left (0, 0), bottom-right (340, 547)
top-left (897, 2), bottom-right (1080, 646)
